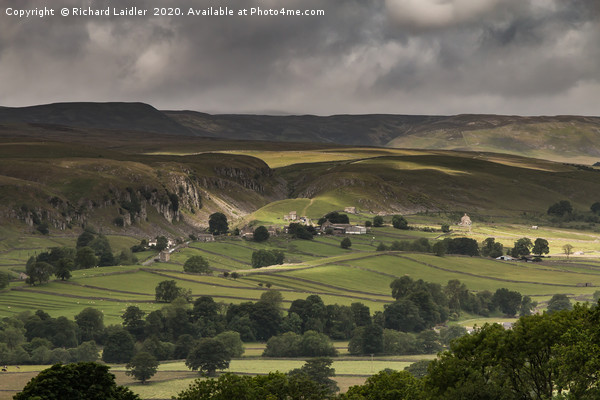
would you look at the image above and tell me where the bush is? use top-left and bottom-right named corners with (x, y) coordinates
top-left (373, 216), bottom-right (384, 227)
top-left (183, 255), bottom-right (211, 274)
top-left (253, 226), bottom-right (270, 242)
top-left (340, 237), bottom-right (352, 249)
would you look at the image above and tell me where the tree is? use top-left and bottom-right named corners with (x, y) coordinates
top-left (253, 226), bottom-right (270, 242)
top-left (75, 246), bottom-right (97, 269)
top-left (441, 224), bottom-right (450, 233)
top-left (319, 212), bottom-right (349, 225)
top-left (443, 237), bottom-right (479, 256)
top-left (532, 238), bottom-right (550, 257)
top-left (547, 200), bottom-right (573, 217)
top-left (481, 237), bottom-right (504, 258)
top-left (208, 212), bottom-right (229, 235)
top-left (432, 241), bottom-right (447, 257)
top-left (289, 357), bottom-right (339, 396)
top-left (547, 294), bottom-right (572, 313)
top-left (54, 257), bottom-right (74, 280)
top-left (0, 271), bottom-right (10, 289)
top-left (183, 255), bottom-right (210, 274)
top-left (186, 338), bottom-right (231, 376)
top-left (493, 288), bottom-right (522, 316)
top-left (14, 362), bottom-right (139, 400)
top-left (373, 216), bottom-right (384, 227)
top-left (392, 215), bottom-right (409, 229)
top-left (76, 230), bottom-right (96, 249)
top-left (25, 261), bottom-right (54, 285)
top-left (75, 307), bottom-right (104, 342)
top-left (121, 306), bottom-right (146, 340)
top-left (344, 369), bottom-right (423, 399)
top-left (215, 331), bottom-right (245, 358)
top-left (591, 202), bottom-right (600, 215)
top-left (155, 236), bottom-right (168, 252)
top-left (563, 243), bottom-right (574, 259)
top-left (511, 237), bottom-right (533, 258)
top-left (287, 223), bottom-right (314, 240)
top-left (251, 249), bottom-right (284, 268)
top-left (340, 237), bottom-right (352, 249)
top-left (126, 351), bottom-right (159, 384)
top-left (155, 280), bottom-right (190, 303)
top-left (102, 327), bottom-right (135, 363)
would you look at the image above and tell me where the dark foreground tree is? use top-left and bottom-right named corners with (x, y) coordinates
top-left (14, 362), bottom-right (139, 400)
top-left (126, 351), bottom-right (159, 384)
top-left (343, 369), bottom-right (423, 399)
top-left (186, 338), bottom-right (231, 376)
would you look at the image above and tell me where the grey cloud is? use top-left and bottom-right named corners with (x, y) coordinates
top-left (0, 0), bottom-right (598, 115)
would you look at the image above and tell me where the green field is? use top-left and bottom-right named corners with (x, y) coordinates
top-left (1, 220), bottom-right (599, 325)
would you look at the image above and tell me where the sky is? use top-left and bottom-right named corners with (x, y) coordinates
top-left (1, 0), bottom-right (599, 116)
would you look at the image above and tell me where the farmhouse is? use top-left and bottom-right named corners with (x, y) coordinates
top-left (496, 255), bottom-right (515, 261)
top-left (240, 226), bottom-right (254, 239)
top-left (458, 213), bottom-right (472, 226)
top-left (159, 251), bottom-right (170, 262)
top-left (346, 225), bottom-right (367, 235)
top-left (196, 233), bottom-right (215, 242)
top-left (284, 211), bottom-right (297, 221)
top-left (344, 206), bottom-right (357, 214)
top-left (267, 226), bottom-right (278, 236)
top-left (320, 221), bottom-right (367, 235)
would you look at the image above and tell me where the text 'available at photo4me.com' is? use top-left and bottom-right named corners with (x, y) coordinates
top-left (5, 3), bottom-right (326, 18)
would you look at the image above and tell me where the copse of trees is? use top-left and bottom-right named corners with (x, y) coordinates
top-left (481, 237), bottom-right (504, 258)
top-left (251, 249), bottom-right (285, 268)
top-left (392, 215), bottom-right (409, 229)
top-left (263, 330), bottom-right (338, 357)
top-left (318, 211), bottom-right (349, 225)
top-left (287, 222), bottom-right (315, 239)
top-left (547, 199), bottom-right (573, 217)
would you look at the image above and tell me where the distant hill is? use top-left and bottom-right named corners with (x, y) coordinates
top-left (1, 102), bottom-right (599, 164)
top-left (167, 111), bottom-right (600, 164)
top-left (0, 102), bottom-right (193, 136)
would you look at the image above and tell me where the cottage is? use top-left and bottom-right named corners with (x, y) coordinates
top-left (240, 226), bottom-right (254, 239)
top-left (458, 213), bottom-right (472, 226)
top-left (196, 233), bottom-right (215, 242)
top-left (284, 211), bottom-right (297, 221)
top-left (159, 251), bottom-right (170, 262)
top-left (344, 207), bottom-right (357, 214)
top-left (267, 226), bottom-right (278, 236)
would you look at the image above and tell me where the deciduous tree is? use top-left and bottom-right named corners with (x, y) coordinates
top-left (126, 351), bottom-right (159, 384)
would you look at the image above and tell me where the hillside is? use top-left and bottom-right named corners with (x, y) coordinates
top-left (0, 102), bottom-right (192, 136)
top-left (166, 111), bottom-right (600, 164)
top-left (0, 102), bottom-right (598, 164)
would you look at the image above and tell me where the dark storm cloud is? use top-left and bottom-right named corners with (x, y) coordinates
top-left (0, 0), bottom-right (598, 115)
